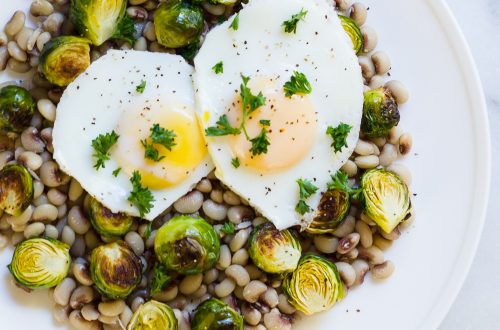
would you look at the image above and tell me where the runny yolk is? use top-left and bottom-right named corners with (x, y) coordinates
top-left (113, 100), bottom-right (207, 189)
top-left (225, 76), bottom-right (317, 173)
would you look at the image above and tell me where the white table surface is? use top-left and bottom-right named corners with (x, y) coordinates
top-left (440, 0), bottom-right (500, 329)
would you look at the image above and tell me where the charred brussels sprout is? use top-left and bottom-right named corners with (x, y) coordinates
top-left (0, 164), bottom-right (33, 216)
top-left (87, 196), bottom-right (134, 237)
top-left (154, 1), bottom-right (204, 48)
top-left (283, 254), bottom-right (344, 315)
top-left (128, 300), bottom-right (178, 330)
top-left (248, 222), bottom-right (302, 274)
top-left (191, 298), bottom-right (243, 330)
top-left (339, 15), bottom-right (362, 55)
top-left (8, 238), bottom-right (71, 289)
top-left (154, 215), bottom-right (219, 275)
top-left (361, 87), bottom-right (400, 138)
top-left (70, 0), bottom-right (135, 46)
top-left (0, 85), bottom-right (35, 133)
top-left (39, 36), bottom-right (91, 87)
top-left (361, 169), bottom-right (411, 233)
top-left (90, 241), bottom-right (142, 299)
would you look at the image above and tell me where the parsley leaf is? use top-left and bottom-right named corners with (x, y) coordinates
top-left (297, 178), bottom-right (318, 199)
top-left (91, 131), bottom-right (119, 170)
top-left (149, 263), bottom-right (172, 296)
top-left (259, 119), bottom-right (271, 127)
top-left (220, 222), bottom-right (235, 235)
top-left (229, 13), bottom-right (239, 30)
top-left (327, 170), bottom-right (350, 191)
top-left (205, 114), bottom-right (241, 136)
top-left (282, 8), bottom-right (308, 34)
top-left (136, 80), bottom-right (146, 93)
top-left (326, 123), bottom-right (352, 152)
top-left (283, 71), bottom-right (312, 97)
top-left (128, 171), bottom-right (155, 218)
top-left (144, 222), bottom-right (153, 240)
top-left (150, 124), bottom-right (176, 151)
top-left (212, 61), bottom-right (224, 74)
top-left (231, 157), bottom-right (240, 168)
top-left (240, 74), bottom-right (266, 116)
top-left (249, 128), bottom-right (270, 156)
top-left (295, 200), bottom-right (312, 215)
top-left (112, 167), bottom-right (121, 177)
top-left (141, 139), bottom-right (165, 162)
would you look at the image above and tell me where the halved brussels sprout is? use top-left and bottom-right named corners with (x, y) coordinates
top-left (155, 215), bottom-right (219, 275)
top-left (128, 300), bottom-right (178, 330)
top-left (0, 164), bottom-right (33, 216)
top-left (361, 87), bottom-right (400, 138)
top-left (87, 196), bottom-right (134, 237)
top-left (70, 0), bottom-right (136, 46)
top-left (248, 222), bottom-right (302, 274)
top-left (39, 36), bottom-right (91, 87)
top-left (8, 237), bottom-right (71, 289)
top-left (90, 241), bottom-right (142, 299)
top-left (191, 298), bottom-right (243, 330)
top-left (0, 85), bottom-right (35, 133)
top-left (283, 254), bottom-right (344, 315)
top-left (154, 1), bottom-right (204, 48)
top-left (339, 15), bottom-right (363, 55)
top-left (361, 169), bottom-right (411, 233)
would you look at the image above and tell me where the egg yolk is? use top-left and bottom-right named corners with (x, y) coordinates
top-left (114, 100), bottom-right (207, 189)
top-left (224, 76), bottom-right (317, 173)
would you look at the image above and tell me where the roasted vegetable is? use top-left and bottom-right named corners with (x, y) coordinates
top-left (39, 36), bottom-right (91, 87)
top-left (248, 222), bottom-right (302, 274)
top-left (90, 241), bottom-right (142, 299)
top-left (154, 215), bottom-right (220, 275)
top-left (283, 254), bottom-right (344, 315)
top-left (361, 87), bottom-right (400, 137)
top-left (361, 169), bottom-right (411, 233)
top-left (0, 164), bottom-right (33, 216)
top-left (191, 298), bottom-right (243, 330)
top-left (128, 300), bottom-right (178, 330)
top-left (87, 196), bottom-right (134, 237)
top-left (339, 15), bottom-right (362, 55)
top-left (154, 1), bottom-right (204, 48)
top-left (0, 85), bottom-right (35, 133)
top-left (70, 0), bottom-right (135, 46)
top-left (8, 238), bottom-right (71, 289)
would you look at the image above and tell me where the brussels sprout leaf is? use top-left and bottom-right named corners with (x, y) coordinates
top-left (128, 171), bottom-right (155, 218)
top-left (326, 123), bottom-right (352, 153)
top-left (91, 131), bottom-right (119, 170)
top-left (283, 71), bottom-right (312, 97)
top-left (282, 8), bottom-right (308, 34)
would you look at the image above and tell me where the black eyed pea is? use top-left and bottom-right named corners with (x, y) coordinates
top-left (133, 36), bottom-right (147, 51)
top-left (7, 41), bottom-right (27, 62)
top-left (379, 143), bottom-right (398, 167)
top-left (209, 189), bottom-right (223, 204)
top-left (33, 181), bottom-right (43, 200)
top-left (229, 228), bottom-right (251, 252)
top-left (36, 31), bottom-right (51, 52)
top-left (263, 308), bottom-right (292, 330)
top-left (358, 245), bottom-right (385, 265)
top-left (0, 46), bottom-right (8, 71)
top-left (32, 204), bottom-right (59, 222)
top-left (243, 280), bottom-right (267, 303)
top-left (313, 235), bottom-right (339, 254)
top-left (335, 262), bottom-right (356, 287)
top-left (340, 160), bottom-right (357, 178)
top-left (354, 139), bottom-right (375, 156)
top-left (152, 283), bottom-right (178, 302)
top-left (261, 288), bottom-right (279, 308)
top-left (70, 235), bottom-right (86, 258)
top-left (217, 244), bottom-right (231, 269)
top-left (387, 163), bottom-right (412, 186)
top-left (42, 13), bottom-right (65, 34)
top-left (202, 2), bottom-right (226, 16)
top-left (350, 2), bottom-right (368, 26)
top-left (6, 58), bottom-right (31, 73)
top-left (72, 259), bottom-right (94, 286)
top-left (54, 277), bottom-right (76, 306)
top-left (30, 0), bottom-right (55, 17)
top-left (202, 199), bottom-right (227, 221)
top-left (361, 26), bottom-right (378, 53)
top-left (223, 190), bottom-right (241, 206)
top-left (355, 220), bottom-right (373, 248)
top-left (124, 231), bottom-right (144, 256)
top-left (231, 248), bottom-right (249, 265)
top-left (369, 75), bottom-right (385, 90)
top-left (126, 6), bottom-right (148, 20)
top-left (380, 226), bottom-right (401, 241)
top-left (173, 308), bottom-right (190, 330)
top-left (337, 232), bottom-right (360, 254)
top-left (70, 286), bottom-right (95, 309)
top-left (40, 161), bottom-right (70, 188)
top-left (98, 300), bottom-right (126, 317)
top-left (192, 284), bottom-right (208, 298)
top-left (352, 259), bottom-right (370, 286)
top-left (61, 225), bottom-right (76, 246)
top-left (196, 178), bottom-right (212, 193)
top-left (277, 293), bottom-right (296, 314)
top-left (5, 11), bottom-right (26, 37)
top-left (203, 268), bottom-right (219, 284)
top-left (214, 278), bottom-right (236, 298)
top-left (18, 151), bottom-right (43, 171)
top-left (371, 260), bottom-right (395, 280)
top-left (373, 234), bottom-right (393, 250)
top-left (371, 51), bottom-right (391, 75)
top-left (68, 179), bottom-right (84, 201)
top-left (354, 155), bottom-right (379, 169)
top-left (68, 206), bottom-right (91, 235)
top-left (0, 32), bottom-right (7, 46)
top-left (6, 205), bottom-right (34, 227)
top-left (37, 99), bottom-right (56, 122)
top-left (21, 127), bottom-right (45, 153)
top-left (227, 205), bottom-right (254, 224)
top-left (242, 303), bottom-right (262, 326)
top-left (98, 314), bottom-right (119, 325)
top-left (335, 0), bottom-right (353, 11)
top-left (179, 273), bottom-right (203, 295)
top-left (332, 215), bottom-right (356, 237)
top-left (53, 304), bottom-right (71, 323)
top-left (358, 56), bottom-right (375, 80)
top-left (81, 304), bottom-right (100, 322)
top-left (225, 264), bottom-right (250, 287)
top-left (24, 222), bottom-right (45, 239)
top-left (47, 188), bottom-right (67, 206)
top-left (174, 190), bottom-right (204, 214)
top-left (120, 305), bottom-right (134, 327)
top-left (15, 27), bottom-right (34, 52)
top-left (130, 296), bottom-right (145, 312)
top-left (385, 80), bottom-right (409, 105)
top-left (398, 133), bottom-right (413, 156)
top-left (142, 21), bottom-right (156, 42)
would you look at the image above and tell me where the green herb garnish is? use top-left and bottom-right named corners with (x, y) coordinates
top-left (295, 200), bottom-right (312, 215)
top-left (229, 13), bottom-right (240, 30)
top-left (249, 128), bottom-right (270, 156)
top-left (295, 178), bottom-right (318, 216)
top-left (220, 222), bottom-right (235, 235)
top-left (142, 139), bottom-right (165, 162)
top-left (91, 131), bottom-right (119, 170)
top-left (112, 167), bottom-right (121, 177)
top-left (259, 119), bottom-right (271, 127)
top-left (231, 157), bottom-right (240, 169)
top-left (326, 123), bottom-right (352, 152)
top-left (150, 124), bottom-right (176, 151)
top-left (283, 8), bottom-right (308, 34)
top-left (212, 61), bottom-right (224, 74)
top-left (136, 80), bottom-right (146, 93)
top-left (283, 71), bottom-right (312, 97)
top-left (205, 114), bottom-right (241, 137)
top-left (128, 171), bottom-right (155, 218)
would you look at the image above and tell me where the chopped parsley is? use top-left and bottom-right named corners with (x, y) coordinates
top-left (282, 8), bottom-right (308, 34)
top-left (142, 139), bottom-right (165, 162)
top-left (136, 80), bottom-right (146, 93)
top-left (295, 200), bottom-right (312, 215)
top-left (283, 71), bottom-right (312, 97)
top-left (128, 171), bottom-right (155, 218)
top-left (240, 74), bottom-right (266, 119)
top-left (295, 178), bottom-right (318, 216)
top-left (112, 167), bottom-right (121, 177)
top-left (259, 119), bottom-right (271, 127)
top-left (249, 128), bottom-right (270, 156)
top-left (229, 13), bottom-right (240, 30)
top-left (212, 61), bottom-right (224, 74)
top-left (150, 124), bottom-right (176, 151)
top-left (149, 263), bottom-right (171, 296)
top-left (220, 222), bottom-right (235, 235)
top-left (144, 222), bottom-right (153, 240)
top-left (231, 157), bottom-right (240, 169)
top-left (205, 114), bottom-right (241, 136)
top-left (91, 131), bottom-right (119, 170)
top-left (326, 123), bottom-right (352, 152)
top-left (327, 170), bottom-right (349, 191)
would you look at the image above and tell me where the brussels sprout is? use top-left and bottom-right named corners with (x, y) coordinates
top-left (70, 0), bottom-right (136, 46)
top-left (361, 169), bottom-right (411, 233)
top-left (154, 1), bottom-right (204, 48)
top-left (191, 298), bottom-right (243, 330)
top-left (154, 215), bottom-right (220, 275)
top-left (87, 196), bottom-right (134, 237)
top-left (0, 164), bottom-right (33, 216)
top-left (0, 86), bottom-right (35, 133)
top-left (8, 237), bottom-right (71, 289)
top-left (361, 87), bottom-right (400, 138)
top-left (283, 254), bottom-right (344, 315)
top-left (128, 300), bottom-right (178, 330)
top-left (90, 241), bottom-right (142, 299)
top-left (39, 36), bottom-right (91, 87)
top-left (339, 15), bottom-right (363, 55)
top-left (248, 222), bottom-right (302, 274)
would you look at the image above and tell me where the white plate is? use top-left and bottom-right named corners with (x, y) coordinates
top-left (0, 0), bottom-right (490, 329)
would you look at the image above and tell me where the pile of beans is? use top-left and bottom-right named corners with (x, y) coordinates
top-left (0, 0), bottom-right (414, 329)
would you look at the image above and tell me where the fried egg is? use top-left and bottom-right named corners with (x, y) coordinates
top-left (194, 0), bottom-right (363, 229)
top-left (53, 50), bottom-right (213, 220)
